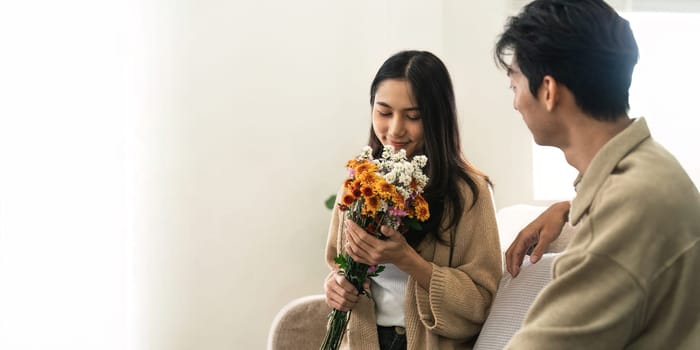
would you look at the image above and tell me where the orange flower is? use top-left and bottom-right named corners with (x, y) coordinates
top-left (358, 172), bottom-right (379, 186)
top-left (413, 195), bottom-right (430, 221)
top-left (416, 205), bottom-right (430, 221)
top-left (363, 196), bottom-right (380, 216)
top-left (344, 178), bottom-right (354, 190)
top-left (375, 180), bottom-right (394, 197)
top-left (392, 193), bottom-right (405, 209)
top-left (346, 159), bottom-right (360, 169)
top-left (361, 185), bottom-right (375, 198)
top-left (341, 193), bottom-right (355, 207)
top-left (355, 161), bottom-right (377, 176)
top-left (352, 188), bottom-right (362, 198)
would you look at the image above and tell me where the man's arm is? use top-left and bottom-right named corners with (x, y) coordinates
top-left (506, 251), bottom-right (643, 349)
top-left (505, 201), bottom-right (570, 277)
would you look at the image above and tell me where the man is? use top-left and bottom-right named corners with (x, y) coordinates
top-left (494, 0), bottom-right (700, 348)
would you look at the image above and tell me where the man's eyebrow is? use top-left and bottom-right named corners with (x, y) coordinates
top-left (376, 101), bottom-right (419, 111)
top-left (507, 66), bottom-right (521, 77)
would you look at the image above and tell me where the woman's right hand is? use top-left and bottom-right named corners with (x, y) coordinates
top-left (324, 272), bottom-right (370, 312)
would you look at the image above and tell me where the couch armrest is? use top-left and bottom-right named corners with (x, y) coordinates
top-left (268, 294), bottom-right (331, 350)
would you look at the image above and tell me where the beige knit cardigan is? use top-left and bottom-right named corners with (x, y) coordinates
top-left (324, 176), bottom-right (502, 349)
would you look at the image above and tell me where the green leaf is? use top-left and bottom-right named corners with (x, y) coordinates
top-left (334, 254), bottom-right (347, 270)
top-left (325, 194), bottom-right (337, 210)
top-left (404, 217), bottom-right (423, 231)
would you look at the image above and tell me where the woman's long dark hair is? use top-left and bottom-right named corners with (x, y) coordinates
top-left (368, 50), bottom-right (490, 260)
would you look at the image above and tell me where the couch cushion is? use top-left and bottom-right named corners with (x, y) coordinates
top-left (473, 253), bottom-right (558, 350)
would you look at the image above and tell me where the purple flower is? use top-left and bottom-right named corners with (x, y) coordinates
top-left (390, 208), bottom-right (407, 217)
top-left (367, 265), bottom-right (378, 273)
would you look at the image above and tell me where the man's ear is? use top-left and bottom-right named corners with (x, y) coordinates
top-left (540, 75), bottom-right (559, 112)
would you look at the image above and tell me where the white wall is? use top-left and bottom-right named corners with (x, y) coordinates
top-left (1, 1), bottom-right (132, 349)
top-left (443, 0), bottom-right (534, 208)
top-left (130, 1), bottom-right (532, 349)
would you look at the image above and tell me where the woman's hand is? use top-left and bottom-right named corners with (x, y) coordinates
top-left (324, 271), bottom-right (370, 312)
top-left (345, 220), bottom-right (433, 290)
top-left (505, 201), bottom-right (570, 277)
top-left (344, 219), bottom-right (409, 266)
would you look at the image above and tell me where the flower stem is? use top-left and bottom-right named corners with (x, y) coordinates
top-left (319, 309), bottom-right (350, 350)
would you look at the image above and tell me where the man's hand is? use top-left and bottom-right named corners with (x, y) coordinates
top-left (505, 201), bottom-right (570, 277)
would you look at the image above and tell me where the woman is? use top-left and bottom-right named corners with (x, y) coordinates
top-left (324, 50), bottom-right (502, 349)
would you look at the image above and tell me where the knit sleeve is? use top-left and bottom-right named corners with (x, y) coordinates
top-left (414, 179), bottom-right (503, 339)
top-left (325, 187), bottom-right (345, 274)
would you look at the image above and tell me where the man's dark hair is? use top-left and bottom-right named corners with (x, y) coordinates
top-left (495, 0), bottom-right (639, 121)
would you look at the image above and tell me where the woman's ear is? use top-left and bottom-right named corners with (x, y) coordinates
top-left (540, 75), bottom-right (559, 112)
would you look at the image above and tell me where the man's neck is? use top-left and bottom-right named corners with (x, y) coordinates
top-left (561, 114), bottom-right (633, 174)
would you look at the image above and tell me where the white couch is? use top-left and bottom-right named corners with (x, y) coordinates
top-left (268, 205), bottom-right (574, 350)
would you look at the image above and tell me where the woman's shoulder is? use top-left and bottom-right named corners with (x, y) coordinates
top-left (467, 170), bottom-right (491, 188)
top-left (456, 171), bottom-right (492, 201)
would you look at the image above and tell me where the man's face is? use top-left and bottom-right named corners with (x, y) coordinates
top-left (508, 60), bottom-right (560, 147)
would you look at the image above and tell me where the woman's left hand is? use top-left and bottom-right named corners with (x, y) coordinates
top-left (344, 219), bottom-right (409, 266)
top-left (345, 219), bottom-right (433, 290)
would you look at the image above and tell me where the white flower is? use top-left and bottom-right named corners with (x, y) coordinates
top-left (412, 155), bottom-right (427, 169)
top-left (392, 148), bottom-right (407, 162)
top-left (399, 173), bottom-right (412, 187)
top-left (381, 145), bottom-right (396, 160)
top-left (358, 146), bottom-right (373, 160)
top-left (352, 144), bottom-right (429, 205)
top-left (384, 170), bottom-right (397, 184)
top-left (414, 173), bottom-right (428, 191)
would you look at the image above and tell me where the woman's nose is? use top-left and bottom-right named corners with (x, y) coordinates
top-left (389, 114), bottom-right (405, 137)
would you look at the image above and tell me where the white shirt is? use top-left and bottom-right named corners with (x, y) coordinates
top-left (371, 263), bottom-right (408, 327)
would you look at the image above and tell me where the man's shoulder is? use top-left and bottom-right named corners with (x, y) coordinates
top-left (605, 138), bottom-right (698, 211)
top-left (581, 138), bottom-right (699, 277)
top-left (618, 138), bottom-right (691, 183)
top-left (592, 148), bottom-right (700, 241)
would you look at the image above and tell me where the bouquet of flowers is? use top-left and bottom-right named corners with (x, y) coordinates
top-left (320, 145), bottom-right (430, 350)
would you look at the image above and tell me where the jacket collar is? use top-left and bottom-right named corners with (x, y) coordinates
top-left (569, 118), bottom-right (651, 225)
